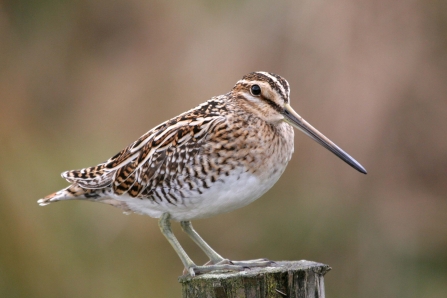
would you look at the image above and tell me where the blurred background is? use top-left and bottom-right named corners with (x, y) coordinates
top-left (1, 0), bottom-right (446, 297)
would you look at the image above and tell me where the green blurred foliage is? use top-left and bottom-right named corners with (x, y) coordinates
top-left (1, 0), bottom-right (447, 297)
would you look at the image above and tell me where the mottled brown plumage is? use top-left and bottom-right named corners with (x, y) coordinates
top-left (39, 72), bottom-right (299, 219)
top-left (38, 71), bottom-right (366, 276)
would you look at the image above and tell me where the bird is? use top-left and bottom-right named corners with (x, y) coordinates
top-left (38, 71), bottom-right (367, 277)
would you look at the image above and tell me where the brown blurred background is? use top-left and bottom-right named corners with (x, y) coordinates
top-left (1, 0), bottom-right (446, 297)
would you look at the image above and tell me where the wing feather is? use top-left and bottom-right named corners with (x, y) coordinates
top-left (61, 113), bottom-right (226, 200)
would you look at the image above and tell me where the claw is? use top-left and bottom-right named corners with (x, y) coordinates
top-left (189, 267), bottom-right (196, 277)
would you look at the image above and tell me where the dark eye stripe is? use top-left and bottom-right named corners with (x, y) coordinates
top-left (262, 97), bottom-right (283, 113)
top-left (234, 80), bottom-right (284, 113)
top-left (255, 72), bottom-right (288, 101)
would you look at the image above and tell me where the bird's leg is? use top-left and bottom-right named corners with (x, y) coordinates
top-left (159, 213), bottom-right (244, 277)
top-left (180, 220), bottom-right (225, 264)
top-left (158, 213), bottom-right (197, 276)
top-left (180, 220), bottom-right (275, 269)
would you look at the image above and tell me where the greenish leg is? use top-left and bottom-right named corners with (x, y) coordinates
top-left (180, 221), bottom-right (225, 264)
top-left (180, 220), bottom-right (274, 268)
top-left (159, 213), bottom-right (246, 276)
top-left (158, 213), bottom-right (197, 276)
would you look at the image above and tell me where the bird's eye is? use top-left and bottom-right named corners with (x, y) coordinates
top-left (250, 84), bottom-right (261, 96)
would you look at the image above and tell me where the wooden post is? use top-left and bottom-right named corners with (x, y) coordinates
top-left (179, 260), bottom-right (331, 298)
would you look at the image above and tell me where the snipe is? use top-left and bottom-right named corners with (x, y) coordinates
top-left (38, 72), bottom-right (366, 276)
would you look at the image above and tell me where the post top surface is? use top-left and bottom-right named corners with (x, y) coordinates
top-left (178, 260), bottom-right (331, 282)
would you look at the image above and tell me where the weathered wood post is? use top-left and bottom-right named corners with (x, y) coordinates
top-left (179, 260), bottom-right (330, 298)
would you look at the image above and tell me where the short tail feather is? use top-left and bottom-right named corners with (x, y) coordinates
top-left (37, 184), bottom-right (88, 206)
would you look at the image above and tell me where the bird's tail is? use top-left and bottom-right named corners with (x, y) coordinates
top-left (37, 184), bottom-right (89, 206)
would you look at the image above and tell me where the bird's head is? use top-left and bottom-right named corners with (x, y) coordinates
top-left (232, 71), bottom-right (367, 174)
top-left (232, 71), bottom-right (290, 124)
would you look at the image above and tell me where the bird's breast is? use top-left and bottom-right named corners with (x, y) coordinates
top-left (116, 119), bottom-right (295, 221)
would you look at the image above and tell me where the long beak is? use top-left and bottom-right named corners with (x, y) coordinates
top-left (283, 103), bottom-right (367, 174)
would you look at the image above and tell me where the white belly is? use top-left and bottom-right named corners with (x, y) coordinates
top-left (115, 165), bottom-right (286, 221)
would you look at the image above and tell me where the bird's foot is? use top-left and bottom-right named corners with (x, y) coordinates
top-left (183, 258), bottom-right (276, 277)
top-left (223, 258), bottom-right (276, 268)
top-left (183, 263), bottom-right (246, 277)
top-left (208, 258), bottom-right (276, 268)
